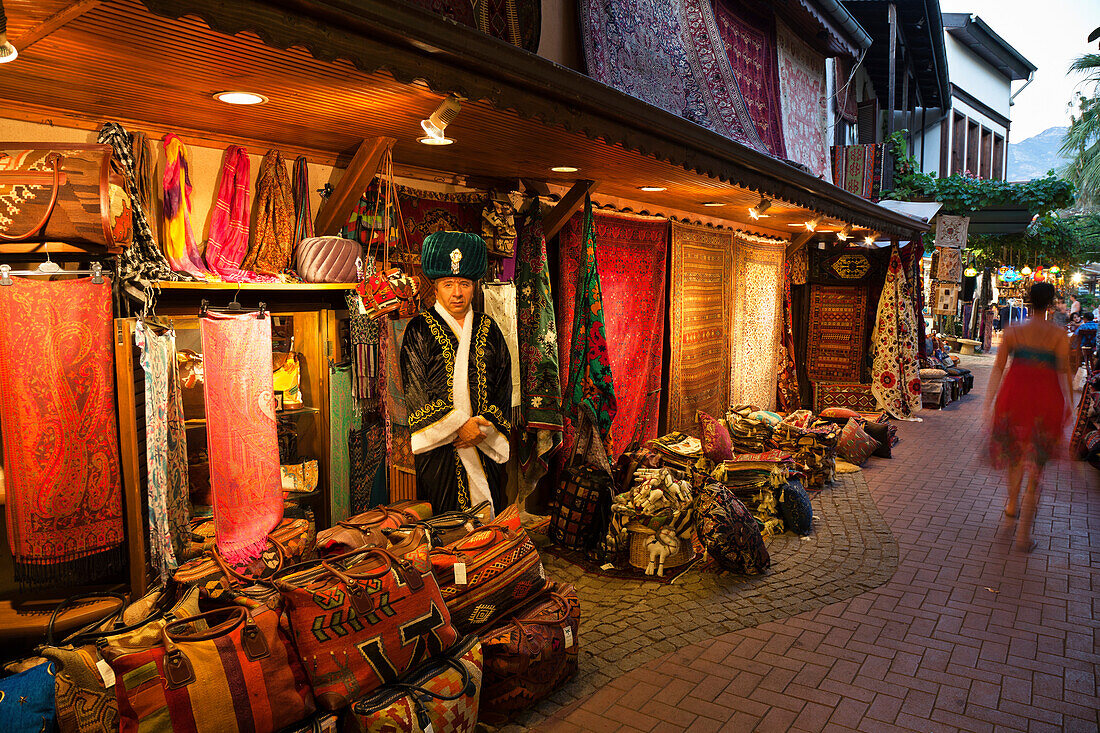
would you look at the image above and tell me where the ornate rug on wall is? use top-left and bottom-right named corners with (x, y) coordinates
top-left (870, 246), bottom-right (922, 420)
top-left (814, 382), bottom-right (878, 412)
top-left (806, 285), bottom-right (867, 382)
top-left (729, 236), bottom-right (785, 410)
top-left (936, 245), bottom-right (964, 283)
top-left (401, 0), bottom-right (541, 52)
top-left (559, 211), bottom-right (668, 456)
top-left (579, 0), bottom-right (769, 152)
top-left (776, 17), bottom-right (831, 181)
top-left (831, 144), bottom-right (885, 199)
top-left (669, 222), bottom-right (733, 432)
top-left (713, 0), bottom-right (785, 157)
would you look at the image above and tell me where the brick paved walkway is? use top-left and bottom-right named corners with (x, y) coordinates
top-left (537, 354), bottom-right (1100, 732)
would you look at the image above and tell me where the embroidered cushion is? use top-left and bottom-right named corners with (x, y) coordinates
top-left (0, 660), bottom-right (57, 732)
top-left (862, 420), bottom-right (897, 458)
top-left (777, 479), bottom-right (813, 535)
top-left (697, 411), bottom-right (734, 462)
top-left (694, 482), bottom-right (770, 575)
top-left (819, 407), bottom-right (861, 420)
top-left (780, 410), bottom-right (813, 429)
top-left (748, 410), bottom-right (782, 426)
top-left (919, 368), bottom-right (947, 379)
top-left (837, 418), bottom-right (878, 465)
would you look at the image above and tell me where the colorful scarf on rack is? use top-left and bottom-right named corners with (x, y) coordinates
top-left (136, 321), bottom-right (191, 581)
top-left (241, 150), bottom-right (296, 277)
top-left (345, 289), bottom-right (381, 403)
top-left (564, 196), bottom-right (617, 457)
top-left (205, 146), bottom-right (271, 282)
top-left (0, 276), bottom-right (124, 586)
top-left (97, 122), bottom-right (174, 308)
top-left (870, 246), bottom-right (923, 420)
top-left (161, 134), bottom-right (211, 278)
top-left (131, 132), bottom-right (158, 236)
top-left (292, 156), bottom-right (314, 244)
top-left (777, 260), bottom-right (801, 411)
top-left (515, 205), bottom-right (564, 484)
top-left (329, 363), bottom-right (356, 524)
top-left (200, 312), bottom-right (283, 562)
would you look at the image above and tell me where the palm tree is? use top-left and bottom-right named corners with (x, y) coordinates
top-left (1063, 51), bottom-right (1100, 206)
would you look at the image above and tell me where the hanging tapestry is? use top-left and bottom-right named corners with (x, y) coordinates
top-left (350, 420), bottom-right (387, 513)
top-left (400, 0), bottom-right (541, 52)
top-left (935, 214), bottom-right (969, 249)
top-left (329, 363), bottom-right (356, 524)
top-left (669, 222), bottom-right (733, 433)
top-left (516, 205), bottom-right (563, 484)
top-left (560, 211), bottom-right (667, 456)
top-left (136, 321), bottom-right (190, 581)
top-left (814, 382), bottom-right (878, 413)
top-left (788, 244), bottom-right (808, 285)
top-left (713, 0), bottom-right (785, 156)
top-left (936, 246), bottom-right (964, 283)
top-left (579, 0), bottom-right (769, 152)
top-left (0, 276), bottom-right (124, 586)
top-left (806, 285), bottom-right (867, 382)
top-left (346, 289), bottom-right (381, 402)
top-left (729, 236), bottom-right (784, 411)
top-left (563, 196), bottom-right (618, 457)
top-left (200, 312), bottom-right (283, 562)
top-left (398, 186), bottom-right (486, 262)
top-left (900, 237), bottom-right (928, 356)
top-left (808, 245), bottom-right (890, 285)
top-left (831, 144), bottom-right (886, 199)
top-left (776, 18), bottom-right (831, 181)
top-left (777, 260), bottom-right (801, 412)
top-left (870, 246), bottom-right (923, 419)
top-left (482, 282), bottom-right (522, 416)
top-left (241, 150), bottom-right (295, 277)
top-left (161, 134), bottom-right (211, 278)
top-left (933, 282), bottom-right (960, 315)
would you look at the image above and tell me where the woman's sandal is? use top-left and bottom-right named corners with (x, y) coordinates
top-left (1004, 506), bottom-right (1018, 518)
top-left (1014, 539), bottom-right (1037, 553)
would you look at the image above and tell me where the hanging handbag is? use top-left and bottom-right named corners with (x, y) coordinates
top-left (0, 145), bottom-right (133, 251)
top-left (101, 606), bottom-right (316, 733)
top-left (346, 635), bottom-right (483, 733)
top-left (478, 581), bottom-right (580, 725)
top-left (316, 499), bottom-right (432, 556)
top-left (550, 427), bottom-right (614, 553)
top-left (357, 150), bottom-right (422, 319)
top-left (273, 546), bottom-right (460, 711)
top-left (428, 505), bottom-right (547, 635)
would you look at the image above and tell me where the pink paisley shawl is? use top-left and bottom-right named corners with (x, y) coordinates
top-left (200, 312), bottom-right (283, 561)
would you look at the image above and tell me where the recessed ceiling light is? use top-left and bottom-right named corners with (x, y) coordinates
top-left (213, 91), bottom-right (268, 105)
top-left (417, 136), bottom-right (455, 146)
top-left (551, 166), bottom-right (579, 173)
top-left (703, 202), bottom-right (725, 207)
top-left (639, 186), bottom-right (666, 192)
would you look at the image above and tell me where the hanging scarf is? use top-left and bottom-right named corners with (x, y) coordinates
top-left (205, 146), bottom-right (249, 278)
top-left (776, 260), bottom-right (801, 411)
top-left (329, 362), bottom-right (357, 524)
top-left (346, 287), bottom-right (381, 402)
top-left (0, 276), bottom-right (125, 586)
top-left (97, 123), bottom-right (174, 309)
top-left (200, 312), bottom-right (283, 562)
top-left (871, 245), bottom-right (923, 420)
top-left (565, 195), bottom-right (617, 458)
top-left (292, 155), bottom-right (314, 244)
top-left (241, 149), bottom-right (296, 277)
top-left (161, 134), bottom-right (211, 278)
top-left (136, 321), bottom-right (191, 581)
top-left (132, 132), bottom-right (158, 239)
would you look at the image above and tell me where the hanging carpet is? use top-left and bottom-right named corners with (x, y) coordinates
top-left (0, 276), bottom-right (124, 586)
top-left (329, 362), bottom-right (357, 524)
top-left (559, 210), bottom-right (666, 456)
top-left (831, 144), bottom-right (886, 199)
top-left (398, 186), bottom-right (486, 262)
top-left (729, 236), bottom-right (784, 411)
top-left (813, 382), bottom-right (878, 413)
top-left (777, 260), bottom-right (801, 412)
top-left (579, 0), bottom-right (769, 152)
top-left (200, 311), bottom-right (283, 562)
top-left (935, 214), bottom-right (969, 249)
top-left (806, 285), bottom-right (868, 382)
top-left (399, 0), bottom-right (541, 52)
top-left (936, 245), bottom-right (964, 283)
top-left (870, 245), bottom-right (923, 419)
top-left (668, 222), bottom-right (733, 433)
top-left (776, 18), bottom-right (831, 181)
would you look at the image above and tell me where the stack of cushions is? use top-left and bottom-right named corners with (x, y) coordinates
top-left (646, 432), bottom-right (703, 470)
top-left (818, 409), bottom-right (897, 458)
top-left (836, 418), bottom-right (879, 465)
top-left (715, 452), bottom-right (794, 539)
top-left (919, 367), bottom-right (950, 409)
top-left (725, 405), bottom-right (780, 453)
top-left (772, 414), bottom-right (838, 489)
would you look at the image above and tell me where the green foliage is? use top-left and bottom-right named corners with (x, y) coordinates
top-left (1062, 53), bottom-right (1100, 206)
top-left (1076, 292), bottom-right (1100, 311)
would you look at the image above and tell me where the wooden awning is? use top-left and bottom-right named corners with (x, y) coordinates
top-left (0, 0), bottom-right (929, 239)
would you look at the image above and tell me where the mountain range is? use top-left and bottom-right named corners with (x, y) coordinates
top-left (1008, 126), bottom-right (1072, 181)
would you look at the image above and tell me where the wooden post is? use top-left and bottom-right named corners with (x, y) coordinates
top-left (542, 180), bottom-right (598, 241)
top-left (314, 137), bottom-right (396, 236)
top-left (786, 230), bottom-right (815, 258)
top-left (113, 317), bottom-right (147, 597)
top-left (887, 3), bottom-right (897, 140)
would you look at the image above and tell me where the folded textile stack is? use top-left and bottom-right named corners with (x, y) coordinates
top-left (919, 367), bottom-right (950, 409)
top-left (712, 451), bottom-right (794, 538)
top-left (725, 406), bottom-right (781, 454)
top-left (772, 416), bottom-right (839, 489)
top-left (646, 432), bottom-right (703, 470)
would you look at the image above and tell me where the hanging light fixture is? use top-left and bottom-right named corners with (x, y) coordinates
top-left (419, 95), bottom-right (461, 145)
top-left (804, 215), bottom-right (823, 232)
top-left (0, 1), bottom-right (17, 64)
top-left (836, 223), bottom-right (853, 241)
top-left (1021, 265), bottom-right (1032, 276)
top-left (964, 266), bottom-right (978, 278)
top-left (864, 233), bottom-right (877, 246)
top-left (748, 195), bottom-right (771, 220)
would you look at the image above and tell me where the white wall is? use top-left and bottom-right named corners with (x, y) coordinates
top-left (951, 98), bottom-right (1008, 139)
top-left (917, 118), bottom-right (944, 177)
top-left (943, 33), bottom-right (1013, 119)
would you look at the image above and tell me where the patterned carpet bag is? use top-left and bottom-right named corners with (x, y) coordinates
top-left (694, 482), bottom-right (770, 575)
top-left (776, 479), bottom-right (813, 535)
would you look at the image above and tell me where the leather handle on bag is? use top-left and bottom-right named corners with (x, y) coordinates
top-left (210, 535), bottom-right (287, 585)
top-left (45, 591), bottom-right (128, 647)
top-left (0, 153), bottom-right (63, 242)
top-left (510, 592), bottom-right (574, 642)
top-left (162, 607), bottom-right (257, 690)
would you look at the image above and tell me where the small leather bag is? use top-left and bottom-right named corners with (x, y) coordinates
top-left (397, 500), bottom-right (493, 548)
top-left (101, 607), bottom-right (316, 733)
top-left (429, 505), bottom-right (547, 635)
top-left (295, 236), bottom-right (362, 283)
top-left (346, 635), bottom-right (483, 733)
top-left (478, 582), bottom-right (580, 725)
top-left (316, 499), bottom-right (432, 556)
top-left (274, 546), bottom-right (460, 711)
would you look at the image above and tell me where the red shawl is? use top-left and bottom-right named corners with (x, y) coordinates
top-left (205, 146), bottom-right (278, 283)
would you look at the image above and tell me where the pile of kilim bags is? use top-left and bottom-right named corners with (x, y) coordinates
top-left (0, 501), bottom-right (577, 733)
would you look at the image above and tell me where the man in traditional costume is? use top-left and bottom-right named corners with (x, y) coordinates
top-left (400, 231), bottom-right (512, 514)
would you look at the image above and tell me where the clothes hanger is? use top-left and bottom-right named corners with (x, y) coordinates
top-left (199, 286), bottom-right (267, 317)
top-left (0, 260), bottom-right (107, 285)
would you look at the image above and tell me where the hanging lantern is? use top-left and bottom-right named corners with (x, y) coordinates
top-left (1034, 271), bottom-right (1046, 282)
top-left (1051, 266), bottom-right (1061, 274)
top-left (964, 266), bottom-right (978, 278)
top-left (1021, 265), bottom-right (1032, 276)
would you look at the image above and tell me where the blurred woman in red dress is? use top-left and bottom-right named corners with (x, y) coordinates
top-left (985, 282), bottom-right (1073, 552)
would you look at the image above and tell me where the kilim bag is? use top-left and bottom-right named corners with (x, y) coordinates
top-left (316, 499), bottom-right (432, 556)
top-left (478, 581), bottom-right (580, 725)
top-left (694, 481), bottom-right (770, 575)
top-left (101, 606), bottom-right (315, 733)
top-left (429, 505), bottom-right (547, 635)
top-left (399, 500), bottom-right (494, 548)
top-left (550, 465), bottom-right (613, 552)
top-left (346, 635), bottom-right (483, 733)
top-left (273, 546), bottom-right (460, 711)
top-left (172, 516), bottom-right (315, 587)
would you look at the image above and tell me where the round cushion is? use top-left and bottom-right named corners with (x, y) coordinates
top-left (777, 479), bottom-right (813, 535)
top-left (919, 368), bottom-right (947, 379)
top-left (819, 407), bottom-right (861, 420)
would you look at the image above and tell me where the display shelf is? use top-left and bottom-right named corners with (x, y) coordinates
top-left (157, 281), bottom-right (356, 291)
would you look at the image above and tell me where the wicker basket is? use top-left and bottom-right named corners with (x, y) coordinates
top-left (627, 528), bottom-right (694, 571)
